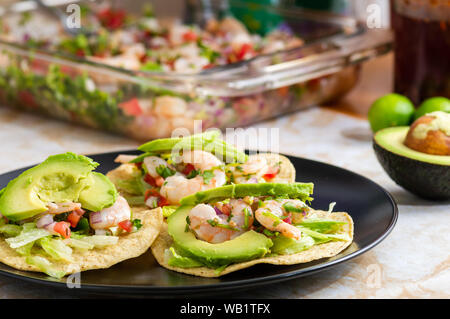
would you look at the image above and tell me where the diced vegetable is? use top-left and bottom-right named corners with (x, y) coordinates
top-left (80, 235), bottom-right (119, 247)
top-left (64, 238), bottom-right (94, 250)
top-left (38, 237), bottom-right (74, 262)
top-left (25, 256), bottom-right (66, 279)
top-left (5, 228), bottom-right (51, 249)
top-left (0, 224), bottom-right (22, 237)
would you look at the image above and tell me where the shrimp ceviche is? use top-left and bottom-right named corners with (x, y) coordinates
top-left (0, 153), bottom-right (161, 278)
top-left (0, 3), bottom-right (303, 74)
top-left (108, 131), bottom-right (286, 209)
top-left (151, 183), bottom-right (354, 277)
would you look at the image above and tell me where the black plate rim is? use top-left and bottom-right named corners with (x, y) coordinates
top-left (0, 150), bottom-right (398, 295)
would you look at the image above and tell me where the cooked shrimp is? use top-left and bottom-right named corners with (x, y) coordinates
top-left (114, 154), bottom-right (138, 164)
top-left (255, 200), bottom-right (302, 240)
top-left (153, 96), bottom-right (187, 118)
top-left (46, 202), bottom-right (81, 214)
top-left (228, 198), bottom-right (254, 230)
top-left (159, 150), bottom-right (226, 204)
top-left (89, 196), bottom-right (131, 230)
top-left (188, 204), bottom-right (241, 244)
top-left (159, 175), bottom-right (204, 204)
top-left (232, 156), bottom-right (269, 183)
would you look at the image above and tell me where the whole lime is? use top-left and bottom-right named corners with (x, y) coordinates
top-left (414, 97), bottom-right (450, 120)
top-left (368, 93), bottom-right (415, 132)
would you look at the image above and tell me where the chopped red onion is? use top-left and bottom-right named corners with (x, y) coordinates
top-left (90, 211), bottom-right (103, 224)
top-left (214, 206), bottom-right (222, 216)
top-left (246, 177), bottom-right (258, 184)
top-left (36, 214), bottom-right (54, 228)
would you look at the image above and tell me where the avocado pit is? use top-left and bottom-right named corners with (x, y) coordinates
top-left (404, 112), bottom-right (450, 156)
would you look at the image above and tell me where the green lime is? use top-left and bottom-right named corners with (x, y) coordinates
top-left (368, 93), bottom-right (415, 132)
top-left (414, 97), bottom-right (450, 120)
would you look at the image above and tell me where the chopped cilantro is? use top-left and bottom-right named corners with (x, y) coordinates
top-left (156, 165), bottom-right (176, 178)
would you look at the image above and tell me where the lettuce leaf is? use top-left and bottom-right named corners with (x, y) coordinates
top-left (298, 219), bottom-right (347, 234)
top-left (38, 237), bottom-right (74, 262)
top-left (271, 234), bottom-right (315, 255)
top-left (165, 247), bottom-right (203, 268)
top-left (296, 226), bottom-right (350, 244)
top-left (25, 255), bottom-right (66, 279)
top-left (80, 235), bottom-right (118, 247)
top-left (0, 224), bottom-right (22, 237)
top-left (5, 228), bottom-right (51, 249)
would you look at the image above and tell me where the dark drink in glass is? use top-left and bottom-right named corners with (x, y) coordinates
top-left (391, 0), bottom-right (450, 105)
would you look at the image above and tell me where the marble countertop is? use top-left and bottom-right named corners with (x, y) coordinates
top-left (0, 55), bottom-right (449, 299)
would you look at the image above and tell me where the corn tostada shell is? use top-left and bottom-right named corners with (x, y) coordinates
top-left (151, 210), bottom-right (353, 277)
top-left (0, 208), bottom-right (163, 275)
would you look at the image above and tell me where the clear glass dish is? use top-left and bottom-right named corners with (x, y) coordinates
top-left (0, 0), bottom-right (392, 140)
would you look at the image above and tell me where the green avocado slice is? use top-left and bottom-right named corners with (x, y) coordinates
top-left (136, 130), bottom-right (247, 163)
top-left (374, 127), bottom-right (450, 165)
top-left (78, 172), bottom-right (118, 212)
top-left (138, 130), bottom-right (220, 153)
top-left (0, 153), bottom-right (98, 221)
top-left (168, 206), bottom-right (273, 267)
top-left (179, 183), bottom-right (314, 206)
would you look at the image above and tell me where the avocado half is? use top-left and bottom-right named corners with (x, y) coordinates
top-left (373, 127), bottom-right (450, 200)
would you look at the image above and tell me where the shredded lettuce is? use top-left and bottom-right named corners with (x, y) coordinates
top-left (162, 206), bottom-right (177, 218)
top-left (15, 242), bottom-right (34, 256)
top-left (64, 238), bottom-right (94, 250)
top-left (0, 224), bottom-right (22, 237)
top-left (271, 234), bottom-right (315, 255)
top-left (298, 219), bottom-right (347, 234)
top-left (166, 247), bottom-right (203, 268)
top-left (38, 237), bottom-right (74, 262)
top-left (81, 235), bottom-right (119, 247)
top-left (296, 226), bottom-right (350, 244)
top-left (5, 228), bottom-right (51, 249)
top-left (123, 195), bottom-right (145, 206)
top-left (25, 255), bottom-right (66, 279)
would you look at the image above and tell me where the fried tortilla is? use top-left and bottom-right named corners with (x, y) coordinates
top-left (151, 210), bottom-right (353, 277)
top-left (0, 209), bottom-right (163, 275)
top-left (107, 153), bottom-right (296, 207)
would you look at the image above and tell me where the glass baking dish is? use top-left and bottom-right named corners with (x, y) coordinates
top-left (0, 0), bottom-right (392, 140)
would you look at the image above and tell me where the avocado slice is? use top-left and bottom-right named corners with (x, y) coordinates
top-left (180, 183), bottom-right (314, 206)
top-left (373, 127), bottom-right (450, 200)
top-left (0, 153), bottom-right (98, 221)
top-left (168, 206), bottom-right (273, 267)
top-left (137, 130), bottom-right (248, 163)
top-left (138, 130), bottom-right (220, 153)
top-left (78, 172), bottom-right (118, 212)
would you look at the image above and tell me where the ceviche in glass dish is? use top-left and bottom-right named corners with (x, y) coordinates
top-left (0, 0), bottom-right (391, 140)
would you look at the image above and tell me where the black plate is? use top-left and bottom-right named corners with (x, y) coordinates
top-left (0, 151), bottom-right (397, 296)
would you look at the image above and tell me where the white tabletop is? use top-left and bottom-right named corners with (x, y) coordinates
top-left (0, 105), bottom-right (449, 299)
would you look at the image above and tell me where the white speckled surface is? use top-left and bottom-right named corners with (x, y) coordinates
top-left (0, 105), bottom-right (448, 299)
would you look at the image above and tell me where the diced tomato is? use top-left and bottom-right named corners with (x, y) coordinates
top-left (182, 163), bottom-right (195, 175)
top-left (202, 63), bottom-right (214, 70)
top-left (262, 166), bottom-right (280, 181)
top-left (67, 208), bottom-right (85, 228)
top-left (119, 98), bottom-right (143, 116)
top-left (182, 30), bottom-right (198, 42)
top-left (143, 173), bottom-right (157, 187)
top-left (155, 176), bottom-right (165, 187)
top-left (144, 189), bottom-right (170, 207)
top-left (54, 222), bottom-right (71, 239)
top-left (135, 162), bottom-right (143, 169)
top-left (221, 204), bottom-right (232, 216)
top-left (282, 213), bottom-right (292, 225)
top-left (237, 43), bottom-right (254, 60)
top-left (97, 8), bottom-right (126, 30)
top-left (18, 90), bottom-right (37, 108)
top-left (118, 220), bottom-right (133, 232)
